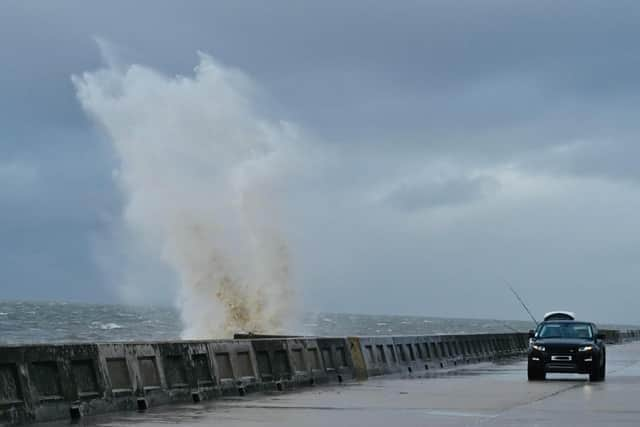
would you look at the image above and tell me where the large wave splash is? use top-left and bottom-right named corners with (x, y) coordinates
top-left (73, 52), bottom-right (296, 338)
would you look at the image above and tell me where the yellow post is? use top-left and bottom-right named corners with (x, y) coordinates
top-left (348, 337), bottom-right (368, 381)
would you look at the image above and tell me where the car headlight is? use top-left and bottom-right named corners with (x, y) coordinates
top-left (578, 345), bottom-right (593, 352)
top-left (531, 344), bottom-right (546, 352)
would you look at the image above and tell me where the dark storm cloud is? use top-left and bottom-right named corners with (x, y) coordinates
top-left (1, 1), bottom-right (640, 322)
top-left (4, 1), bottom-right (640, 146)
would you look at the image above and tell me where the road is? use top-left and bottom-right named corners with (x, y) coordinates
top-left (57, 341), bottom-right (640, 426)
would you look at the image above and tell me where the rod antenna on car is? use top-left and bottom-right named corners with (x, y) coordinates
top-left (506, 281), bottom-right (538, 326)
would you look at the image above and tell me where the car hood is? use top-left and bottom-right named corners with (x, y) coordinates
top-left (533, 338), bottom-right (593, 346)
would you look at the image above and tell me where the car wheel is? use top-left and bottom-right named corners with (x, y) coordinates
top-left (590, 356), bottom-right (604, 382)
top-left (528, 365), bottom-right (545, 381)
top-left (599, 354), bottom-right (606, 381)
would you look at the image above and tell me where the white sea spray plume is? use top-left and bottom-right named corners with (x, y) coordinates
top-left (73, 52), bottom-right (297, 338)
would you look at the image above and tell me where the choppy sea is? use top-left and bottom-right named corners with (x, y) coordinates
top-left (0, 301), bottom-right (634, 345)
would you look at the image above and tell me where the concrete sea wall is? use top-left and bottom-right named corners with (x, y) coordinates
top-left (0, 330), bottom-right (637, 425)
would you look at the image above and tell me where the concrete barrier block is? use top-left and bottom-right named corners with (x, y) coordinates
top-left (426, 336), bottom-right (453, 367)
top-left (475, 335), bottom-right (490, 359)
top-left (281, 338), bottom-right (326, 385)
top-left (391, 336), bottom-right (432, 373)
top-left (411, 336), bottom-right (435, 370)
top-left (316, 338), bottom-right (354, 382)
top-left (347, 337), bottom-right (368, 380)
top-left (98, 343), bottom-right (153, 397)
top-left (154, 342), bottom-right (217, 402)
top-left (1, 347), bottom-right (35, 425)
top-left (185, 343), bottom-right (216, 394)
top-left (206, 340), bottom-right (257, 395)
top-left (422, 337), bottom-right (438, 365)
top-left (248, 339), bottom-right (293, 389)
top-left (0, 344), bottom-right (111, 424)
top-left (357, 337), bottom-right (398, 376)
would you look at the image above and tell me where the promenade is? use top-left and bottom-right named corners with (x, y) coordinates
top-left (61, 341), bottom-right (640, 426)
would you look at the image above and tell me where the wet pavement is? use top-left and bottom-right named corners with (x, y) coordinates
top-left (56, 342), bottom-right (640, 426)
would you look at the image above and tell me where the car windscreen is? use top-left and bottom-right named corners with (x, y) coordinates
top-left (537, 322), bottom-right (593, 339)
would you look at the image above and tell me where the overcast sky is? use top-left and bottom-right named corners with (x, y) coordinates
top-left (2, 1), bottom-right (640, 324)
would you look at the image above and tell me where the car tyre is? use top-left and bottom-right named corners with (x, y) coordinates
top-left (528, 365), bottom-right (545, 381)
top-left (590, 354), bottom-right (605, 382)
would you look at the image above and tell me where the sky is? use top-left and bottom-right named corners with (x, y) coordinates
top-left (2, 1), bottom-right (640, 325)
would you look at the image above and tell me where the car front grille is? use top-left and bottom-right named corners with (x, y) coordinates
top-left (546, 362), bottom-right (578, 371)
top-left (545, 345), bottom-right (578, 355)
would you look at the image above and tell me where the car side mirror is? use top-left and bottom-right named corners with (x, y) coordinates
top-left (528, 329), bottom-right (535, 338)
top-left (596, 333), bottom-right (606, 340)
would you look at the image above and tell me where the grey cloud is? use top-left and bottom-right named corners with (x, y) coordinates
top-left (381, 175), bottom-right (500, 212)
top-left (1, 1), bottom-right (640, 323)
top-left (520, 140), bottom-right (640, 183)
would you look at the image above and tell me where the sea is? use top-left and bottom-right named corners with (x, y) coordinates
top-left (0, 300), bottom-right (635, 345)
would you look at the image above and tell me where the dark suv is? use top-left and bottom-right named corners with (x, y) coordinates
top-left (528, 320), bottom-right (606, 381)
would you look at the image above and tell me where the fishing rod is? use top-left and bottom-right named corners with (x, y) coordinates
top-left (495, 319), bottom-right (520, 333)
top-left (506, 281), bottom-right (538, 327)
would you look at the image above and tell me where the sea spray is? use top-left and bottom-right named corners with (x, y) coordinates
top-left (73, 52), bottom-right (296, 338)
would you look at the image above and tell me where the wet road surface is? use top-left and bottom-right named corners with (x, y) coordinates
top-left (57, 341), bottom-right (640, 426)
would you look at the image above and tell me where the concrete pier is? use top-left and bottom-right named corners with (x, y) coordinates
top-left (1, 329), bottom-right (638, 425)
top-left (46, 340), bottom-right (640, 426)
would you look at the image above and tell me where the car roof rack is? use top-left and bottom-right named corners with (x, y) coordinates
top-left (543, 311), bottom-right (575, 321)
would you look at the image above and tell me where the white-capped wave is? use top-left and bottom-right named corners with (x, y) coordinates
top-left (90, 321), bottom-right (124, 330)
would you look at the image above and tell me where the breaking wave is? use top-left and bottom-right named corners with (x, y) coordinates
top-left (73, 50), bottom-right (297, 338)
